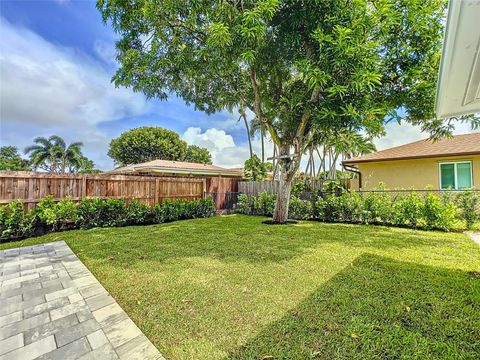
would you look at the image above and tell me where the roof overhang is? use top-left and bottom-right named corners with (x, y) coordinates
top-left (128, 166), bottom-right (243, 177)
top-left (435, 0), bottom-right (480, 118)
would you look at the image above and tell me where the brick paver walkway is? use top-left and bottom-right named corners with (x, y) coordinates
top-left (0, 241), bottom-right (164, 360)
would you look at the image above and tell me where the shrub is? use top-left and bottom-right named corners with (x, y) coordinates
top-left (454, 189), bottom-right (480, 229)
top-left (0, 201), bottom-right (34, 239)
top-left (235, 187), bottom-right (470, 232)
top-left (78, 197), bottom-right (127, 228)
top-left (126, 200), bottom-right (151, 225)
top-left (153, 197), bottom-right (216, 224)
top-left (35, 196), bottom-right (58, 227)
top-left (235, 194), bottom-right (253, 215)
top-left (288, 196), bottom-right (313, 220)
top-left (35, 196), bottom-right (80, 230)
top-left (362, 187), bottom-right (392, 224)
top-left (393, 192), bottom-right (423, 228)
top-left (422, 193), bottom-right (458, 231)
top-left (253, 191), bottom-right (276, 216)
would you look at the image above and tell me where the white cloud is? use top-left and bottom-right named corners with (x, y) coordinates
top-left (0, 17), bottom-right (152, 170)
top-left (182, 126), bottom-right (275, 168)
top-left (0, 18), bottom-right (149, 127)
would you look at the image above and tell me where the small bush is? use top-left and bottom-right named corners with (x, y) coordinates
top-left (126, 200), bottom-right (151, 225)
top-left (0, 201), bottom-right (34, 239)
top-left (454, 189), bottom-right (480, 229)
top-left (153, 197), bottom-right (216, 224)
top-left (288, 196), bottom-right (313, 220)
top-left (253, 191), bottom-right (276, 216)
top-left (78, 197), bottom-right (127, 229)
top-left (422, 193), bottom-right (458, 231)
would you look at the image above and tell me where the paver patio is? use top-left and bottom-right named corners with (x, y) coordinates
top-left (0, 241), bottom-right (164, 360)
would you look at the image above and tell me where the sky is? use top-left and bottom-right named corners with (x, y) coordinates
top-left (0, 0), bottom-right (476, 170)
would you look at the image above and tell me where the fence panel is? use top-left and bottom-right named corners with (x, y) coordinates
top-left (238, 181), bottom-right (280, 196)
top-left (0, 172), bottom-right (205, 209)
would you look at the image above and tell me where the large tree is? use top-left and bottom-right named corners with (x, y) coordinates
top-left (99, 0), bottom-right (467, 222)
top-left (0, 146), bottom-right (30, 171)
top-left (109, 126), bottom-right (212, 165)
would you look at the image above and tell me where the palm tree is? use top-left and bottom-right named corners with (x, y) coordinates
top-left (25, 135), bottom-right (83, 173)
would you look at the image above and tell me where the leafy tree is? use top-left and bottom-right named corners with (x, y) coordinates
top-left (98, 0), bottom-right (458, 222)
top-left (109, 127), bottom-right (212, 165)
top-left (185, 145), bottom-right (212, 164)
top-left (0, 146), bottom-right (30, 171)
top-left (244, 155), bottom-right (269, 181)
top-left (25, 135), bottom-right (84, 173)
top-left (109, 127), bottom-right (187, 166)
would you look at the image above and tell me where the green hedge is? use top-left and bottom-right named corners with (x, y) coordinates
top-left (0, 196), bottom-right (216, 241)
top-left (236, 189), bottom-right (480, 232)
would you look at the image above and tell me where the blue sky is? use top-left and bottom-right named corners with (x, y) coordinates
top-left (0, 0), bottom-right (475, 170)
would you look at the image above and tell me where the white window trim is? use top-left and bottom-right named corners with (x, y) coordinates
top-left (438, 161), bottom-right (473, 190)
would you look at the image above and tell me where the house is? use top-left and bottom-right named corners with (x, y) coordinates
top-left (343, 133), bottom-right (480, 190)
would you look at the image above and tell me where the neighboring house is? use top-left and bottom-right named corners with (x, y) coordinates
top-left (107, 159), bottom-right (244, 209)
top-left (343, 133), bottom-right (480, 190)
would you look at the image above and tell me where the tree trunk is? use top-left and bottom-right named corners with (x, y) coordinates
top-left (242, 114), bottom-right (253, 158)
top-left (273, 173), bottom-right (292, 223)
top-left (272, 145), bottom-right (298, 223)
top-left (261, 128), bottom-right (265, 163)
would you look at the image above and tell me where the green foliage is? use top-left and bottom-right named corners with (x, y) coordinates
top-left (153, 197), bottom-right (216, 224)
top-left (24, 135), bottom-right (87, 174)
top-left (78, 198), bottom-right (127, 229)
top-left (108, 127), bottom-right (212, 166)
top-left (0, 146), bottom-right (30, 171)
top-left (0, 201), bottom-right (34, 239)
top-left (393, 192), bottom-right (423, 228)
top-left (288, 196), bottom-right (313, 220)
top-left (125, 200), bottom-right (151, 225)
top-left (454, 189), bottom-right (480, 229)
top-left (238, 189), bottom-right (466, 232)
top-left (422, 193), bottom-right (458, 231)
top-left (244, 155), bottom-right (269, 181)
top-left (35, 196), bottom-right (81, 230)
top-left (291, 182), bottom-right (309, 197)
top-left (1, 195), bottom-right (216, 241)
top-left (185, 145), bottom-right (212, 164)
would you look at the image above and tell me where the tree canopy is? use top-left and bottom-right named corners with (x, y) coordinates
top-left (108, 127), bottom-right (212, 165)
top-left (98, 0), bottom-right (459, 222)
top-left (0, 146), bottom-right (30, 171)
top-left (24, 135), bottom-right (90, 174)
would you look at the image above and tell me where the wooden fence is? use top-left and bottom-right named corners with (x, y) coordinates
top-left (0, 172), bottom-right (205, 210)
top-left (239, 181), bottom-right (280, 196)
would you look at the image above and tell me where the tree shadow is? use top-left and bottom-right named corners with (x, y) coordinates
top-left (229, 254), bottom-right (480, 359)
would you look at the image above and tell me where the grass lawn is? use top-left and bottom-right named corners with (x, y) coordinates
top-left (1, 215), bottom-right (479, 359)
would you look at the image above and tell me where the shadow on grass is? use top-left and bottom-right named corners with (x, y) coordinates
top-left (64, 215), bottom-right (450, 268)
top-left (229, 254), bottom-right (480, 360)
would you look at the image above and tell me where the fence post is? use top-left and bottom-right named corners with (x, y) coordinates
top-left (155, 179), bottom-right (160, 205)
top-left (202, 179), bottom-right (207, 199)
top-left (81, 175), bottom-right (87, 199)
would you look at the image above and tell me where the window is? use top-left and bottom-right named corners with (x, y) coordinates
top-left (439, 161), bottom-right (473, 189)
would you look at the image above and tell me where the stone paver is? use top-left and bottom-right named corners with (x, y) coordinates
top-left (0, 241), bottom-right (164, 360)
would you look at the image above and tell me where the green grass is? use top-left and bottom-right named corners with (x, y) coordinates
top-left (1, 215), bottom-right (479, 360)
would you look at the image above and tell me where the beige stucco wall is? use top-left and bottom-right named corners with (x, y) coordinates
top-left (353, 154), bottom-right (480, 190)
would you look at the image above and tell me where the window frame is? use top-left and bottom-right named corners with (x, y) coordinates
top-left (438, 160), bottom-right (473, 190)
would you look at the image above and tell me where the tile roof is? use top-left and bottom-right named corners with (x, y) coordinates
top-left (343, 132), bottom-right (480, 164)
top-left (108, 159), bottom-right (243, 177)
